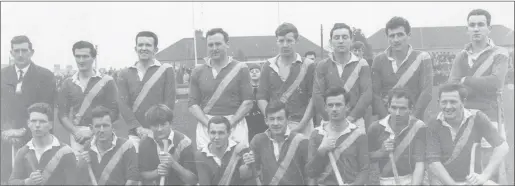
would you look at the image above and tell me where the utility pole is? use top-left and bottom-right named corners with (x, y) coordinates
top-left (320, 24), bottom-right (324, 58)
top-left (192, 2), bottom-right (198, 66)
top-left (95, 45), bottom-right (98, 70)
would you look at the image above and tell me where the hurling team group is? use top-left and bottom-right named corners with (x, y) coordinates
top-left (0, 8), bottom-right (511, 186)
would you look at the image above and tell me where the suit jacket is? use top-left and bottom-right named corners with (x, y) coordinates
top-left (1, 62), bottom-right (56, 145)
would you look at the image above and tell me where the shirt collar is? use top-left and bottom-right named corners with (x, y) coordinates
top-left (15, 63), bottom-right (31, 74)
top-left (153, 130), bottom-right (175, 150)
top-left (129, 59), bottom-right (162, 69)
top-left (26, 135), bottom-right (60, 150)
top-left (378, 114), bottom-right (413, 139)
top-left (90, 132), bottom-right (118, 154)
top-left (385, 45), bottom-right (414, 62)
top-left (315, 120), bottom-right (357, 137)
top-left (265, 126), bottom-right (292, 141)
top-left (328, 52), bottom-right (360, 66)
top-left (201, 139), bottom-right (238, 158)
top-left (267, 53), bottom-right (303, 73)
top-left (464, 38), bottom-right (496, 56)
top-left (437, 108), bottom-right (474, 128)
top-left (204, 56), bottom-right (234, 68)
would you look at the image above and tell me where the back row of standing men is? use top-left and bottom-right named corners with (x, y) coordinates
top-left (1, 8), bottom-right (510, 185)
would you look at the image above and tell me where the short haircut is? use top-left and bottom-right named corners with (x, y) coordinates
top-left (27, 102), bottom-right (53, 121)
top-left (387, 88), bottom-right (414, 108)
top-left (304, 51), bottom-right (316, 58)
top-left (468, 9), bottom-right (492, 26)
top-left (145, 104), bottom-right (174, 126)
top-left (11, 35), bottom-right (33, 50)
top-left (72, 41), bottom-right (97, 58)
top-left (247, 63), bottom-right (261, 71)
top-left (275, 22), bottom-right (299, 40)
top-left (438, 83), bottom-right (468, 101)
top-left (323, 86), bottom-right (350, 105)
top-left (385, 17), bottom-right (411, 35)
top-left (330, 23), bottom-right (353, 39)
top-left (90, 105), bottom-right (113, 123)
top-left (265, 101), bottom-right (289, 118)
top-left (207, 116), bottom-right (231, 133)
top-left (351, 41), bottom-right (365, 50)
top-left (135, 31), bottom-right (159, 47)
top-left (206, 28), bottom-right (229, 43)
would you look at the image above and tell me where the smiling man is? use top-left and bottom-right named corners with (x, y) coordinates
top-left (117, 31), bottom-right (176, 153)
top-left (58, 41), bottom-right (119, 157)
top-left (189, 28), bottom-right (253, 150)
top-left (371, 17), bottom-right (433, 121)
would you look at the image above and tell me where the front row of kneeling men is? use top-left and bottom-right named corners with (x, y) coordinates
top-left (9, 83), bottom-right (508, 185)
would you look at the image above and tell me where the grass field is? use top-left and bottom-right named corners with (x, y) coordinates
top-left (52, 85), bottom-right (514, 184)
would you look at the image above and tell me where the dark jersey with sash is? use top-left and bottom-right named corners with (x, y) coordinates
top-left (426, 110), bottom-right (505, 182)
top-left (313, 54), bottom-right (372, 121)
top-left (195, 142), bottom-right (249, 185)
top-left (367, 116), bottom-right (426, 177)
top-left (9, 139), bottom-right (77, 185)
top-left (250, 132), bottom-right (309, 185)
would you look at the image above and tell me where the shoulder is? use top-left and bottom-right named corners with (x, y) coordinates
top-left (373, 52), bottom-right (388, 61)
top-left (413, 50), bottom-right (431, 60)
top-left (191, 64), bottom-right (207, 75)
top-left (118, 67), bottom-right (132, 77)
top-left (493, 46), bottom-right (509, 57)
top-left (174, 131), bottom-right (193, 147)
top-left (425, 117), bottom-right (442, 131)
top-left (33, 64), bottom-right (54, 78)
top-left (367, 120), bottom-right (384, 134)
top-left (1, 65), bottom-right (12, 73)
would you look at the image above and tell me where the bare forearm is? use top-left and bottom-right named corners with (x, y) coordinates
top-left (125, 180), bottom-right (139, 186)
top-left (349, 89), bottom-right (372, 119)
top-left (141, 169), bottom-right (159, 180)
top-left (411, 162), bottom-right (425, 185)
top-left (239, 164), bottom-right (253, 180)
top-left (429, 162), bottom-right (456, 185)
top-left (257, 100), bottom-right (268, 116)
top-left (369, 149), bottom-right (387, 161)
top-left (231, 100), bottom-right (253, 125)
top-left (299, 98), bottom-right (314, 129)
top-left (60, 116), bottom-right (79, 134)
top-left (189, 105), bottom-right (209, 127)
top-left (483, 142), bottom-right (509, 178)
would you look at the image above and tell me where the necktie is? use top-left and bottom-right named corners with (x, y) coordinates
top-left (18, 69), bottom-right (24, 83)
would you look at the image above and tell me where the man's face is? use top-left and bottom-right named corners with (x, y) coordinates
top-left (206, 33), bottom-right (229, 61)
top-left (135, 36), bottom-right (157, 61)
top-left (325, 94), bottom-right (347, 121)
top-left (467, 15), bottom-right (491, 43)
top-left (266, 109), bottom-right (288, 136)
top-left (28, 112), bottom-right (52, 137)
top-left (352, 48), bottom-right (364, 59)
top-left (250, 68), bottom-right (261, 81)
top-left (387, 26), bottom-right (410, 51)
top-left (11, 42), bottom-right (34, 67)
top-left (439, 91), bottom-right (464, 120)
top-left (74, 48), bottom-right (94, 72)
top-left (330, 28), bottom-right (353, 53)
top-left (306, 54), bottom-right (316, 61)
top-left (91, 115), bottom-right (113, 142)
top-left (276, 32), bottom-right (297, 57)
top-left (388, 96), bottom-right (411, 119)
top-left (149, 121), bottom-right (172, 141)
top-left (209, 123), bottom-right (229, 149)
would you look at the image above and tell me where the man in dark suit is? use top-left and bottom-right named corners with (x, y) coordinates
top-left (1, 35), bottom-right (56, 184)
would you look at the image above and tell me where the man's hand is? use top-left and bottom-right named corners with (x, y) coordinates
top-left (242, 151), bottom-right (255, 165)
top-left (136, 127), bottom-right (153, 139)
top-left (381, 138), bottom-right (395, 153)
top-left (77, 151), bottom-right (91, 168)
top-left (156, 163), bottom-right (169, 176)
top-left (466, 173), bottom-right (488, 185)
top-left (159, 152), bottom-right (176, 167)
top-left (25, 170), bottom-right (43, 185)
top-left (74, 129), bottom-right (93, 144)
top-left (346, 116), bottom-right (356, 123)
top-left (318, 136), bottom-right (336, 155)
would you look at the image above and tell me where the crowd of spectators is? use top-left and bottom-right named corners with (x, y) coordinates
top-left (431, 52), bottom-right (456, 86)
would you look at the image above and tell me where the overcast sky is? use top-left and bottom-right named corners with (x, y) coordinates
top-left (1, 2), bottom-right (513, 70)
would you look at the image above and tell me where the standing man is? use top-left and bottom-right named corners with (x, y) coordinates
top-left (245, 64), bottom-right (267, 141)
top-left (58, 41), bottom-right (119, 156)
top-left (1, 35), bottom-right (56, 184)
top-left (195, 116), bottom-right (251, 185)
top-left (367, 88), bottom-right (427, 185)
top-left (117, 31), bottom-right (176, 152)
top-left (371, 17), bottom-right (433, 121)
top-left (189, 28), bottom-right (254, 150)
top-left (351, 41), bottom-right (365, 61)
top-left (447, 9), bottom-right (511, 183)
top-left (9, 103), bottom-right (77, 185)
top-left (257, 23), bottom-right (316, 136)
top-left (426, 83), bottom-right (509, 185)
top-left (313, 23), bottom-right (372, 129)
top-left (244, 101), bottom-right (309, 185)
top-left (76, 106), bottom-right (139, 185)
top-left (304, 51), bottom-right (316, 61)
top-left (138, 104), bottom-right (197, 185)
top-left (307, 87), bottom-right (369, 185)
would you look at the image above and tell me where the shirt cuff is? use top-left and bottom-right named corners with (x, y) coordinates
top-left (460, 77), bottom-right (466, 84)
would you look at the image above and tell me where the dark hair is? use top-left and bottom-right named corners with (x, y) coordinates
top-left (385, 17), bottom-right (411, 35)
top-left (11, 35), bottom-right (33, 50)
top-left (90, 105), bottom-right (113, 123)
top-left (72, 41), bottom-right (97, 58)
top-left (275, 22), bottom-right (299, 40)
top-left (208, 116), bottom-right (231, 133)
top-left (304, 51), bottom-right (316, 58)
top-left (135, 31), bottom-right (159, 47)
top-left (265, 101), bottom-right (289, 119)
top-left (145, 104), bottom-right (174, 126)
top-left (387, 88), bottom-right (414, 108)
top-left (330, 23), bottom-right (353, 39)
top-left (323, 86), bottom-right (350, 105)
top-left (468, 9), bottom-right (491, 26)
top-left (206, 28), bottom-right (229, 43)
top-left (27, 103), bottom-right (53, 121)
top-left (247, 63), bottom-right (261, 71)
top-left (438, 83), bottom-right (468, 101)
top-left (351, 41), bottom-right (365, 50)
